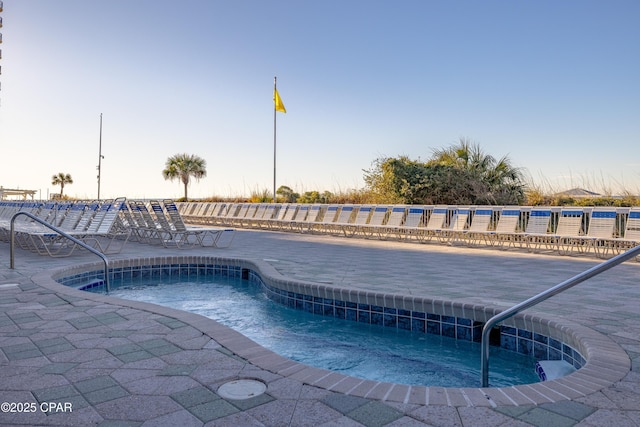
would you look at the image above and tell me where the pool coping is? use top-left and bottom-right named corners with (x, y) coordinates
top-left (33, 255), bottom-right (631, 407)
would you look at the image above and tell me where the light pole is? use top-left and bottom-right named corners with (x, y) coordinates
top-left (97, 113), bottom-right (104, 199)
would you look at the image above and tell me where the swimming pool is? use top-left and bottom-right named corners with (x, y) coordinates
top-left (53, 255), bottom-right (598, 390)
top-left (91, 274), bottom-right (540, 387)
top-left (41, 252), bottom-right (632, 406)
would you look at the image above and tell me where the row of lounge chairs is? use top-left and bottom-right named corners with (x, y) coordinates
top-left (0, 198), bottom-right (234, 257)
top-left (0, 198), bottom-right (131, 257)
top-left (177, 202), bottom-right (640, 259)
top-left (120, 199), bottom-right (234, 249)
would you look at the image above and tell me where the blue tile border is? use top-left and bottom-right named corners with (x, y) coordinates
top-left (57, 260), bottom-right (585, 371)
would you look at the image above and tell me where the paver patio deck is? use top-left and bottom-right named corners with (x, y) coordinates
top-left (1, 229), bottom-right (639, 426)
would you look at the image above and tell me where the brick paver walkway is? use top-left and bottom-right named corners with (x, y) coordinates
top-left (1, 229), bottom-right (639, 426)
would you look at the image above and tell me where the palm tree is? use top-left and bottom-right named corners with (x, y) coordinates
top-left (429, 138), bottom-right (525, 204)
top-left (51, 173), bottom-right (73, 198)
top-left (162, 153), bottom-right (207, 201)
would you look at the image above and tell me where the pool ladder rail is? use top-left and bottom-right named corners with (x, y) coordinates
top-left (9, 211), bottom-right (111, 293)
top-left (481, 243), bottom-right (640, 387)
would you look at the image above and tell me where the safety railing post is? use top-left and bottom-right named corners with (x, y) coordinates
top-left (10, 212), bottom-right (111, 293)
top-left (481, 243), bottom-right (640, 387)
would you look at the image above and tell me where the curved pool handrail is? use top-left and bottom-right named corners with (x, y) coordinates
top-left (9, 211), bottom-right (111, 293)
top-left (481, 243), bottom-right (640, 387)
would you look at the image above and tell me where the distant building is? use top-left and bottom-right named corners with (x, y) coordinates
top-left (553, 188), bottom-right (601, 198)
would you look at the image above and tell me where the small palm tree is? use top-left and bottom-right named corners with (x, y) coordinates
top-left (430, 138), bottom-right (525, 204)
top-left (162, 153), bottom-right (207, 201)
top-left (51, 172), bottom-right (73, 197)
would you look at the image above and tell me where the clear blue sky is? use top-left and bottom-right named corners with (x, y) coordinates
top-left (1, 0), bottom-right (638, 199)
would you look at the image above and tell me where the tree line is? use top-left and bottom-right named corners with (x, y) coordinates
top-left (45, 140), bottom-right (526, 205)
top-left (162, 139), bottom-right (526, 205)
top-left (363, 138), bottom-right (525, 205)
top-left (50, 144), bottom-right (639, 206)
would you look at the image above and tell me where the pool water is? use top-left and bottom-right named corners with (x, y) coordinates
top-left (102, 275), bottom-right (539, 387)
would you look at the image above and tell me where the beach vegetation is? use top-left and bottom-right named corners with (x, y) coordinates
top-left (162, 153), bottom-right (207, 201)
top-left (297, 190), bottom-right (332, 203)
top-left (51, 172), bottom-right (73, 197)
top-left (363, 138), bottom-right (525, 205)
top-left (249, 188), bottom-right (273, 203)
top-left (276, 185), bottom-right (299, 203)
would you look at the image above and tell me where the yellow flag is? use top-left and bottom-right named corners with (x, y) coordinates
top-left (274, 88), bottom-right (286, 113)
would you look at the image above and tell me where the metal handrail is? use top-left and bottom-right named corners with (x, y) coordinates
top-left (481, 243), bottom-right (640, 387)
top-left (9, 212), bottom-right (111, 293)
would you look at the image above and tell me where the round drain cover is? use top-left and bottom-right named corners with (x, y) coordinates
top-left (218, 379), bottom-right (266, 400)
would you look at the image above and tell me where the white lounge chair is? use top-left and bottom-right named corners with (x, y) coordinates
top-left (15, 202), bottom-right (81, 255)
top-left (517, 208), bottom-right (551, 250)
top-left (487, 207), bottom-right (523, 248)
top-left (75, 198), bottom-right (130, 254)
top-left (127, 200), bottom-right (163, 244)
top-left (312, 205), bottom-right (340, 234)
top-left (270, 204), bottom-right (298, 230)
top-left (332, 205), bottom-right (356, 234)
top-left (162, 199), bottom-right (234, 248)
top-left (340, 205), bottom-right (373, 237)
top-left (56, 202), bottom-right (88, 232)
top-left (251, 204), bottom-right (278, 229)
top-left (229, 203), bottom-right (252, 227)
top-left (462, 208), bottom-right (493, 246)
top-left (181, 202), bottom-right (211, 225)
top-left (400, 206), bottom-right (427, 241)
top-left (284, 204), bottom-right (308, 231)
top-left (422, 206), bottom-right (449, 242)
top-left (293, 204), bottom-right (323, 233)
top-left (527, 209), bottom-right (583, 254)
top-left (24, 198), bottom-right (130, 257)
top-left (552, 209), bottom-right (587, 255)
top-left (570, 208), bottom-right (618, 258)
top-left (251, 203), bottom-right (277, 228)
top-left (608, 209), bottom-right (640, 259)
top-left (321, 205), bottom-right (358, 235)
top-left (443, 207), bottom-right (470, 244)
top-left (1, 201), bottom-right (48, 241)
top-left (376, 206), bottom-right (406, 240)
top-left (360, 205), bottom-right (390, 239)
top-left (216, 203), bottom-right (240, 226)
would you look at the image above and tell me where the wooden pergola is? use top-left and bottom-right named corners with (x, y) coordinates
top-left (0, 186), bottom-right (37, 200)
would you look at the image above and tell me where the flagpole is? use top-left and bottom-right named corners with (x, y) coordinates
top-left (97, 113), bottom-right (103, 200)
top-left (273, 76), bottom-right (277, 202)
